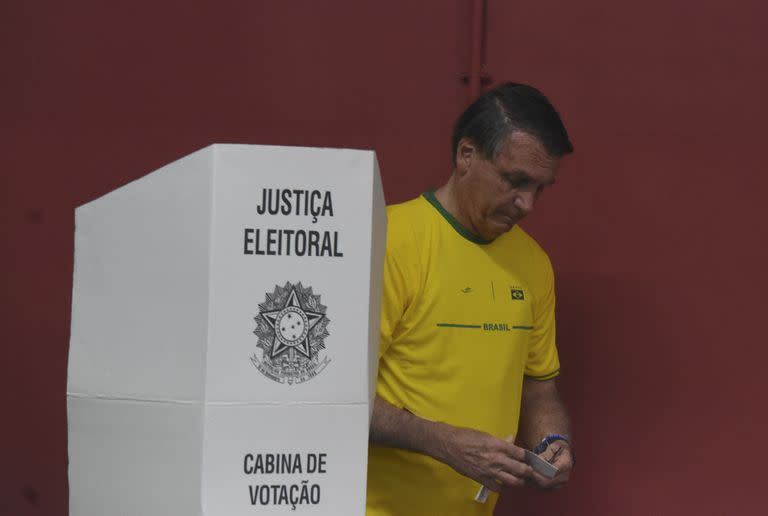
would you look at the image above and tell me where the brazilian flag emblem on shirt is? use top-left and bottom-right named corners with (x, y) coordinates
top-left (510, 288), bottom-right (525, 301)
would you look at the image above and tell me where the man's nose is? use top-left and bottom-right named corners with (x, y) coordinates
top-left (514, 191), bottom-right (536, 215)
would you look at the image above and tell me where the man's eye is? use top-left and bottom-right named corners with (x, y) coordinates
top-left (504, 175), bottom-right (529, 188)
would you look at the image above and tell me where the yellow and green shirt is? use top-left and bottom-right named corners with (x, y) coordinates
top-left (366, 192), bottom-right (560, 516)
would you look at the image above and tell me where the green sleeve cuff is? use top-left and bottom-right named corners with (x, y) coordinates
top-left (524, 369), bottom-right (560, 381)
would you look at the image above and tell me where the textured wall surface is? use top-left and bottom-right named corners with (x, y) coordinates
top-left (1, 0), bottom-right (766, 514)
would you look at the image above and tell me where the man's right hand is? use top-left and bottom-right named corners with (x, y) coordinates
top-left (369, 396), bottom-right (533, 492)
top-left (437, 426), bottom-right (533, 492)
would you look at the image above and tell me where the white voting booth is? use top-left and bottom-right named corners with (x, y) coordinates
top-left (67, 145), bottom-right (386, 515)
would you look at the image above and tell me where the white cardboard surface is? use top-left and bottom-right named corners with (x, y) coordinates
top-left (68, 397), bottom-right (204, 516)
top-left (69, 147), bottom-right (212, 401)
top-left (67, 144), bottom-right (385, 515)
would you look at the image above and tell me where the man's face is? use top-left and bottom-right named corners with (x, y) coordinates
top-left (454, 131), bottom-right (560, 241)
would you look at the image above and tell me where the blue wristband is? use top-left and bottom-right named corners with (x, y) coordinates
top-left (533, 434), bottom-right (570, 455)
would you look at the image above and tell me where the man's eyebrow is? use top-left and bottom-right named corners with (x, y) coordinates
top-left (506, 169), bottom-right (530, 180)
top-left (508, 169), bottom-right (556, 186)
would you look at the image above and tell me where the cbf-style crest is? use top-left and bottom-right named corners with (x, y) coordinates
top-left (251, 282), bottom-right (331, 384)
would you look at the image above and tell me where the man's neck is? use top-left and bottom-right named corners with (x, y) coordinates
top-left (434, 178), bottom-right (470, 232)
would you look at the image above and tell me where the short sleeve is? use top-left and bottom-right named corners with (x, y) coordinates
top-left (379, 209), bottom-right (418, 357)
top-left (524, 254), bottom-right (560, 380)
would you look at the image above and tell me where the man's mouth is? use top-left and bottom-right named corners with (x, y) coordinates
top-left (494, 212), bottom-right (519, 226)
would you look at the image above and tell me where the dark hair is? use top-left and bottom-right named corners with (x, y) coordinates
top-left (451, 82), bottom-right (573, 165)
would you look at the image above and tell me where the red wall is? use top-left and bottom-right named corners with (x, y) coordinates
top-left (2, 1), bottom-right (766, 514)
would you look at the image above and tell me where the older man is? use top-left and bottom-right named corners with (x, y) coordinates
top-left (366, 82), bottom-right (575, 516)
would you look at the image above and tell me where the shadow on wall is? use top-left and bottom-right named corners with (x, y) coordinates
top-left (495, 270), bottom-right (667, 515)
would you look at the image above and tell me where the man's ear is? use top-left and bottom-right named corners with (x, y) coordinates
top-left (456, 138), bottom-right (476, 176)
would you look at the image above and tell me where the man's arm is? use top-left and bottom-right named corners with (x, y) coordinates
top-left (518, 377), bottom-right (574, 488)
top-left (369, 395), bottom-right (533, 491)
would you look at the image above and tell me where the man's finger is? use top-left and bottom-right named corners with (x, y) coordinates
top-left (496, 469), bottom-right (528, 488)
top-left (549, 446), bottom-right (573, 472)
top-left (493, 454), bottom-right (533, 479)
top-left (501, 441), bottom-right (528, 461)
top-left (530, 469), bottom-right (566, 489)
top-left (479, 480), bottom-right (501, 493)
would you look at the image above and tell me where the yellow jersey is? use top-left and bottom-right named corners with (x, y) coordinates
top-left (366, 192), bottom-right (560, 516)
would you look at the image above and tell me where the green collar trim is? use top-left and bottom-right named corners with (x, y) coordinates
top-left (422, 190), bottom-right (492, 244)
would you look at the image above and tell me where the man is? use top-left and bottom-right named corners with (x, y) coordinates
top-left (366, 82), bottom-right (575, 516)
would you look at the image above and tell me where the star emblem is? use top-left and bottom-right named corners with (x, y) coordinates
top-left (260, 288), bottom-right (324, 358)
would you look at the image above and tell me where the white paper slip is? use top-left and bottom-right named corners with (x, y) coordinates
top-left (474, 485), bottom-right (491, 503)
top-left (524, 449), bottom-right (560, 478)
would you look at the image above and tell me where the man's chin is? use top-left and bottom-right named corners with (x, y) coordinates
top-left (481, 223), bottom-right (515, 241)
top-left (490, 217), bottom-right (519, 236)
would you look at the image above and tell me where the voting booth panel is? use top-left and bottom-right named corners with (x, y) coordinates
top-left (68, 398), bottom-right (204, 516)
top-left (202, 404), bottom-right (370, 514)
top-left (68, 148), bottom-right (213, 402)
top-left (206, 146), bottom-right (382, 404)
top-left (67, 144), bottom-right (386, 515)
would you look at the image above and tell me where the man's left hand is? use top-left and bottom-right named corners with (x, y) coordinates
top-left (529, 442), bottom-right (573, 489)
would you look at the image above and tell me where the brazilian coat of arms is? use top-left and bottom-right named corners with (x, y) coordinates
top-left (251, 282), bottom-right (331, 384)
